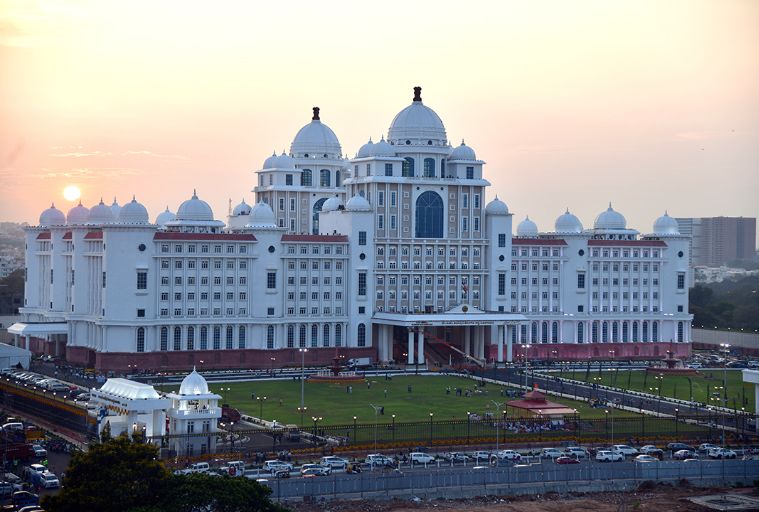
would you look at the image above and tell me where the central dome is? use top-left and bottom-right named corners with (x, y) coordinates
top-left (290, 107), bottom-right (342, 157)
top-left (178, 367), bottom-right (209, 396)
top-left (177, 190), bottom-right (214, 222)
top-left (594, 203), bottom-right (627, 230)
top-left (388, 87), bottom-right (447, 144)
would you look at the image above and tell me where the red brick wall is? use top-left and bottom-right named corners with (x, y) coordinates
top-left (489, 342), bottom-right (691, 362)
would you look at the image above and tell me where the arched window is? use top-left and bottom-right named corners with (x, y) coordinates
top-left (551, 322), bottom-right (558, 343)
top-left (174, 327), bottom-right (182, 351)
top-left (531, 322), bottom-right (538, 342)
top-left (160, 327), bottom-right (168, 351)
top-left (677, 322), bottom-right (684, 342)
top-left (213, 326), bottom-right (221, 349)
top-left (301, 169), bottom-right (312, 187)
top-left (440, 159), bottom-right (446, 177)
top-left (323, 324), bottom-right (330, 347)
top-left (312, 198), bottom-right (327, 235)
top-left (423, 158), bottom-right (435, 177)
top-left (238, 326), bottom-right (245, 349)
top-left (402, 157), bottom-right (415, 177)
top-left (602, 322), bottom-right (609, 343)
top-left (632, 322), bottom-right (639, 342)
top-left (642, 321), bottom-right (649, 342)
top-left (187, 327), bottom-right (195, 350)
top-left (415, 191), bottom-right (443, 238)
top-left (311, 324), bottom-right (318, 347)
top-left (335, 324), bottom-right (342, 347)
top-left (266, 325), bottom-right (275, 349)
top-left (577, 323), bottom-right (584, 343)
top-left (611, 322), bottom-right (618, 342)
top-left (287, 325), bottom-right (295, 348)
top-left (136, 327), bottom-right (145, 352)
top-left (335, 170), bottom-right (341, 187)
top-left (520, 324), bottom-right (527, 342)
top-left (591, 321), bottom-right (599, 342)
top-left (622, 322), bottom-right (629, 342)
top-left (200, 326), bottom-right (208, 350)
top-left (319, 169), bottom-right (331, 187)
top-left (357, 324), bottom-right (366, 347)
top-left (225, 326), bottom-right (233, 349)
top-left (299, 324), bottom-right (306, 348)
top-left (652, 321), bottom-right (659, 342)
top-left (541, 322), bottom-right (548, 343)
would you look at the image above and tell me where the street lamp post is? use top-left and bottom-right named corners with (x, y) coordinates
top-left (311, 416), bottom-right (322, 438)
top-left (523, 344), bottom-right (532, 389)
top-left (257, 396), bottom-right (267, 419)
top-left (466, 411), bottom-right (471, 443)
top-left (675, 408), bottom-right (679, 437)
top-left (353, 416), bottom-right (357, 443)
top-left (391, 414), bottom-right (396, 442)
top-left (719, 343), bottom-right (730, 405)
top-left (490, 400), bottom-right (505, 452)
top-left (429, 413), bottom-right (434, 447)
top-left (369, 404), bottom-right (382, 452)
top-left (299, 348), bottom-right (308, 427)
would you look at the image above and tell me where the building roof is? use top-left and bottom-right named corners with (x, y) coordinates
top-left (153, 232), bottom-right (257, 241)
top-left (281, 234), bottom-right (348, 243)
top-left (7, 323), bottom-right (68, 336)
top-left (36, 232), bottom-right (51, 240)
top-left (62, 231), bottom-right (72, 240)
top-left (99, 378), bottom-right (161, 400)
top-left (587, 240), bottom-right (666, 247)
top-left (84, 231), bottom-right (103, 240)
top-left (512, 238), bottom-right (567, 246)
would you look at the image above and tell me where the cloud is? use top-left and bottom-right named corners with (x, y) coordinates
top-left (123, 150), bottom-right (187, 160)
top-left (50, 151), bottom-right (113, 158)
top-left (48, 148), bottom-right (187, 160)
top-left (34, 167), bottom-right (143, 180)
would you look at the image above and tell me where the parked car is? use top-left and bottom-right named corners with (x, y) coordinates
top-left (634, 455), bottom-right (659, 463)
top-left (596, 450), bottom-right (624, 462)
top-left (673, 449), bottom-right (697, 460)
top-left (564, 447), bottom-right (589, 459)
top-left (320, 456), bottom-right (349, 470)
top-left (611, 445), bottom-right (638, 456)
top-left (667, 442), bottom-right (694, 452)
top-left (699, 443), bottom-right (719, 453)
top-left (40, 472), bottom-right (59, 489)
top-left (301, 467), bottom-right (329, 477)
top-left (274, 469), bottom-right (290, 479)
top-left (264, 460), bottom-right (293, 473)
top-left (242, 469), bottom-right (269, 479)
top-left (555, 456), bottom-right (580, 465)
top-left (31, 445), bottom-right (46, 458)
top-left (441, 452), bottom-right (471, 463)
top-left (708, 447), bottom-right (737, 459)
top-left (494, 450), bottom-right (522, 461)
top-left (365, 454), bottom-right (394, 467)
top-left (410, 452), bottom-right (435, 465)
top-left (541, 448), bottom-right (563, 460)
top-left (11, 491), bottom-right (39, 508)
top-left (472, 451), bottom-right (492, 462)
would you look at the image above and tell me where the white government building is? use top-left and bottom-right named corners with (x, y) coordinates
top-left (11, 87), bottom-right (693, 371)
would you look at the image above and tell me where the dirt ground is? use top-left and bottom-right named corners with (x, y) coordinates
top-left (287, 483), bottom-right (759, 512)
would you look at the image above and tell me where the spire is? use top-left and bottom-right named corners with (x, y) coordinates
top-left (566, 208), bottom-right (570, 214)
top-left (461, 139), bottom-right (465, 146)
top-left (608, 201), bottom-right (613, 210)
top-left (99, 197), bottom-right (104, 204)
top-left (413, 86), bottom-right (422, 102)
top-left (192, 189), bottom-right (197, 198)
top-left (112, 196), bottom-right (118, 205)
top-left (312, 106), bottom-right (320, 121)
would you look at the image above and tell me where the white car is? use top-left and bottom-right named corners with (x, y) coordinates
top-left (494, 450), bottom-right (522, 461)
top-left (300, 463), bottom-right (331, 475)
top-left (699, 443), bottom-right (719, 453)
top-left (264, 460), bottom-right (294, 472)
top-left (365, 454), bottom-right (394, 467)
top-left (472, 451), bottom-right (492, 462)
top-left (596, 450), bottom-right (624, 462)
top-left (31, 445), bottom-right (47, 458)
top-left (639, 445), bottom-right (660, 455)
top-left (634, 455), bottom-right (659, 463)
top-left (541, 448), bottom-right (563, 460)
top-left (410, 452), bottom-right (435, 465)
top-left (611, 445), bottom-right (638, 456)
top-left (41, 472), bottom-right (60, 489)
top-left (708, 447), bottom-right (737, 459)
top-left (320, 456), bottom-right (349, 470)
top-left (564, 447), bottom-right (589, 459)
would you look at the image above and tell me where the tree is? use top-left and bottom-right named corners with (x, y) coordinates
top-left (42, 437), bottom-right (288, 512)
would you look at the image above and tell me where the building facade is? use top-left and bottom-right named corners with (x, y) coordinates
top-left (12, 87), bottom-right (693, 371)
top-left (676, 216), bottom-right (756, 268)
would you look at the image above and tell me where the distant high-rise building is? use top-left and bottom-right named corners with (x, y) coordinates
top-left (675, 216), bottom-right (756, 267)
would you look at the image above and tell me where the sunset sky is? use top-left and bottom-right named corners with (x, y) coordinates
top-left (1, 0), bottom-right (757, 241)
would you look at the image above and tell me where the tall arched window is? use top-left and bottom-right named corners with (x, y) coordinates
top-left (174, 327), bottom-right (182, 351)
top-left (520, 324), bottom-right (527, 342)
top-left (319, 169), bottom-right (331, 187)
top-left (187, 326), bottom-right (195, 350)
top-left (225, 326), bottom-right (233, 349)
top-left (312, 198), bottom-right (327, 235)
top-left (423, 158), bottom-right (435, 177)
top-left (136, 327), bottom-right (145, 352)
top-left (213, 326), bottom-right (221, 349)
top-left (642, 321), bottom-right (649, 342)
top-left (287, 325), bottom-right (295, 348)
top-left (440, 159), bottom-right (446, 178)
top-left (402, 157), bottom-right (415, 177)
top-left (611, 322), bottom-right (618, 342)
top-left (299, 324), bottom-right (306, 348)
top-left (335, 324), bottom-right (342, 347)
top-left (551, 322), bottom-right (558, 343)
top-left (531, 322), bottom-right (538, 342)
top-left (200, 326), bottom-right (208, 350)
top-left (677, 322), bottom-right (684, 342)
top-left (266, 325), bottom-right (275, 348)
top-left (160, 327), bottom-right (168, 351)
top-left (577, 323), bottom-right (584, 343)
top-left (238, 326), bottom-right (245, 349)
top-left (591, 321), bottom-right (599, 342)
top-left (323, 324), bottom-right (330, 347)
top-left (357, 324), bottom-right (366, 347)
top-left (541, 322), bottom-right (548, 343)
top-left (311, 324), bottom-right (318, 347)
top-left (632, 322), bottom-right (639, 342)
top-left (301, 169), bottom-right (312, 187)
top-left (602, 322), bottom-right (609, 343)
top-left (415, 191), bottom-right (443, 238)
top-left (511, 326), bottom-right (517, 343)
top-left (335, 170), bottom-right (341, 187)
top-left (652, 321), bottom-right (659, 342)
top-left (622, 322), bottom-right (629, 342)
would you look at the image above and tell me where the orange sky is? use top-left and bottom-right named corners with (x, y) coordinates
top-left (1, 0), bottom-right (757, 242)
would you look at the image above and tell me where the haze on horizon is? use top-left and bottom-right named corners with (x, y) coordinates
top-left (1, 0), bottom-right (757, 243)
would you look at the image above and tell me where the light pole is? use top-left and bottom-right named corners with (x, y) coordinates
top-left (523, 344), bottom-right (532, 389)
top-left (391, 414), bottom-right (396, 442)
top-left (675, 408), bottom-right (679, 437)
top-left (466, 411), bottom-right (471, 443)
top-left (719, 343), bottom-right (730, 405)
top-left (220, 387), bottom-right (230, 404)
top-left (299, 348), bottom-right (308, 426)
top-left (257, 395), bottom-right (267, 419)
top-left (429, 412), bottom-right (434, 447)
top-left (605, 408), bottom-right (614, 446)
top-left (490, 400), bottom-right (505, 452)
top-left (311, 416), bottom-right (322, 438)
top-left (353, 416), bottom-right (357, 443)
top-left (369, 404), bottom-right (382, 452)
top-left (270, 357), bottom-right (276, 374)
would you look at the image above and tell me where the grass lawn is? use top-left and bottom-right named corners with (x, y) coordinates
top-left (160, 375), bottom-right (640, 426)
top-left (557, 368), bottom-right (755, 413)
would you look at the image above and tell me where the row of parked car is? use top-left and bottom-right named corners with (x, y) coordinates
top-left (1, 369), bottom-right (89, 404)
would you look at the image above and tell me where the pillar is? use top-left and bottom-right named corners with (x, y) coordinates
top-left (407, 329), bottom-right (415, 365)
top-left (506, 324), bottom-right (513, 362)
top-left (417, 329), bottom-right (425, 365)
top-left (496, 325), bottom-right (503, 363)
top-left (464, 327), bottom-right (471, 356)
top-left (477, 327), bottom-right (485, 359)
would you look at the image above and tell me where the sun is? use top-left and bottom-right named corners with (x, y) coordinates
top-left (63, 185), bottom-right (81, 202)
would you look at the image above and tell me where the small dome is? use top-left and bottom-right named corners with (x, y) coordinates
top-left (119, 197), bottom-right (150, 224)
top-left (87, 199), bottom-right (115, 224)
top-left (554, 209), bottom-right (583, 233)
top-left (485, 196), bottom-right (509, 216)
top-left (345, 194), bottom-right (372, 211)
top-left (274, 152), bottom-right (295, 169)
top-left (262, 151), bottom-right (278, 169)
top-left (248, 201), bottom-right (276, 228)
top-left (449, 140), bottom-right (476, 161)
top-left (178, 367), bottom-right (209, 396)
top-left (110, 198), bottom-right (121, 217)
top-left (371, 137), bottom-right (395, 157)
top-left (66, 202), bottom-right (90, 225)
top-left (653, 212), bottom-right (680, 235)
top-left (232, 199), bottom-right (251, 216)
top-left (290, 107), bottom-right (342, 157)
top-left (322, 196), bottom-right (342, 212)
top-left (39, 204), bottom-right (66, 227)
top-left (594, 203), bottom-right (627, 230)
top-left (516, 216), bottom-right (539, 237)
top-left (388, 87), bottom-right (447, 143)
top-left (357, 138), bottom-right (374, 158)
top-left (155, 207), bottom-right (176, 226)
top-left (177, 190), bottom-right (214, 221)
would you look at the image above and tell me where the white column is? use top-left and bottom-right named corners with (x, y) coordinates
top-left (417, 329), bottom-right (425, 365)
top-left (464, 327), bottom-right (471, 356)
top-left (386, 326), bottom-right (393, 362)
top-left (407, 329), bottom-right (415, 365)
top-left (496, 325), bottom-right (504, 363)
top-left (477, 327), bottom-right (485, 359)
top-left (506, 324), bottom-right (513, 362)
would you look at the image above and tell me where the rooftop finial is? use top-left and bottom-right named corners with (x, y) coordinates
top-left (312, 106), bottom-right (320, 121)
top-left (413, 86), bottom-right (422, 102)
top-left (461, 139), bottom-right (465, 145)
top-left (566, 208), bottom-right (570, 214)
top-left (608, 201), bottom-right (613, 209)
top-left (192, 189), bottom-right (197, 198)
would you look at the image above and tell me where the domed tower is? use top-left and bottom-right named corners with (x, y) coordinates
top-left (164, 190), bottom-right (224, 232)
top-left (253, 106), bottom-right (347, 234)
top-left (165, 368), bottom-right (221, 457)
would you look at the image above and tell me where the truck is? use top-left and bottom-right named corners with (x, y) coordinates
top-left (347, 357), bottom-right (372, 369)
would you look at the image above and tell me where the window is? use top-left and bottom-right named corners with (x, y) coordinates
top-left (200, 326), bottom-right (208, 349)
top-left (301, 169), bottom-right (312, 186)
top-left (415, 191), bottom-right (443, 238)
top-left (358, 231), bottom-right (367, 245)
top-left (266, 325), bottom-right (275, 348)
top-left (498, 234), bottom-right (506, 248)
top-left (577, 323), bottom-right (584, 343)
top-left (358, 272), bottom-right (367, 296)
top-left (423, 158), bottom-right (435, 177)
top-left (285, 174), bottom-right (293, 186)
top-left (213, 326), bottom-right (221, 349)
top-left (312, 197), bottom-right (326, 235)
top-left (402, 157), bottom-right (414, 177)
top-left (357, 323), bottom-right (366, 346)
top-left (498, 273), bottom-right (506, 295)
top-left (466, 166), bottom-right (474, 179)
top-left (226, 326), bottom-right (233, 349)
top-left (160, 327), bottom-right (168, 351)
top-left (136, 271), bottom-right (147, 290)
top-left (173, 327), bottom-right (181, 351)
top-left (299, 324), bottom-right (306, 348)
top-left (323, 324), bottom-right (330, 346)
top-left (577, 273), bottom-right (585, 289)
top-left (187, 327), bottom-right (194, 350)
top-left (385, 163), bottom-right (393, 176)
top-left (267, 272), bottom-right (276, 289)
top-left (137, 309), bottom-right (145, 318)
top-left (136, 328), bottom-right (145, 352)
top-left (677, 273), bottom-right (685, 290)
top-left (378, 191), bottom-right (384, 206)
top-left (102, 271), bottom-right (106, 288)
top-left (319, 169), bottom-right (331, 187)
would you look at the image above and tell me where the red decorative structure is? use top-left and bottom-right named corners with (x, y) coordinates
top-left (506, 385), bottom-right (578, 418)
top-left (307, 351), bottom-right (366, 384)
top-left (645, 345), bottom-right (700, 376)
